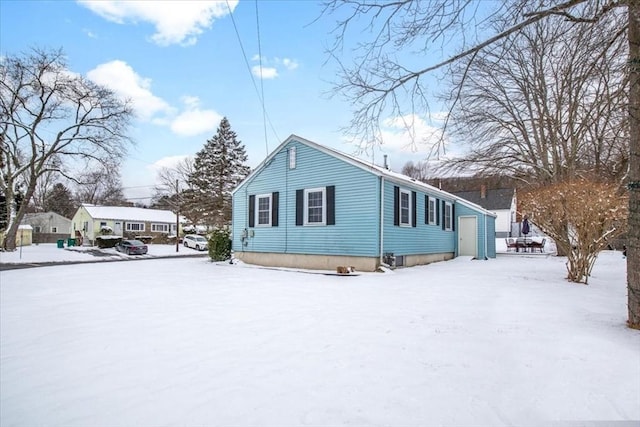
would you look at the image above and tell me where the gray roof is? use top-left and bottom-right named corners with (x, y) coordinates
top-left (451, 188), bottom-right (515, 211)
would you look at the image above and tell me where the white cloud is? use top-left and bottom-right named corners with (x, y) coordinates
top-left (282, 58), bottom-right (299, 70)
top-left (252, 65), bottom-right (278, 80)
top-left (77, 0), bottom-right (238, 46)
top-left (379, 114), bottom-right (447, 154)
top-left (148, 155), bottom-right (191, 173)
top-left (249, 56), bottom-right (299, 79)
top-left (170, 96), bottom-right (222, 137)
top-left (87, 60), bottom-right (174, 121)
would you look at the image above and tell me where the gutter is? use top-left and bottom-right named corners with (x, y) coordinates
top-left (379, 176), bottom-right (384, 266)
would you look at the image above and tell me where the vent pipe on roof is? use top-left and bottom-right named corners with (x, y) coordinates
top-left (383, 154), bottom-right (389, 170)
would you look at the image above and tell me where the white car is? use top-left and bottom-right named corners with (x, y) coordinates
top-left (183, 234), bottom-right (208, 251)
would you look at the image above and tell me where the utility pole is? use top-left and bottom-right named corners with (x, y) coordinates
top-left (175, 178), bottom-right (180, 253)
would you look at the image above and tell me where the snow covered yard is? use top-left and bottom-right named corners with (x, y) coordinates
top-left (1, 252), bottom-right (638, 426)
top-left (0, 243), bottom-right (203, 265)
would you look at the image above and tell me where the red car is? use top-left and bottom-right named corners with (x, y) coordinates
top-left (115, 239), bottom-right (148, 255)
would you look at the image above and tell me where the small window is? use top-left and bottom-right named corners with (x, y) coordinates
top-left (100, 221), bottom-right (107, 227)
top-left (51, 226), bottom-right (58, 233)
top-left (34, 226), bottom-right (41, 233)
top-left (151, 223), bottom-right (169, 233)
top-left (126, 222), bottom-right (145, 232)
top-left (256, 194), bottom-right (272, 226)
top-left (304, 188), bottom-right (326, 225)
top-left (428, 197), bottom-right (436, 224)
top-left (289, 146), bottom-right (296, 169)
top-left (399, 189), bottom-right (411, 226)
top-left (444, 202), bottom-right (453, 231)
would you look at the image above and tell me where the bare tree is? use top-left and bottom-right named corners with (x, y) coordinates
top-left (444, 10), bottom-right (628, 184)
top-left (73, 167), bottom-right (128, 206)
top-left (323, 0), bottom-right (638, 328)
top-left (150, 157), bottom-right (193, 218)
top-left (401, 160), bottom-right (432, 182)
top-left (0, 47), bottom-right (133, 250)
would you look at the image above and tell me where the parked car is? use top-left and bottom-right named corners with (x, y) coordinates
top-left (183, 234), bottom-right (208, 251)
top-left (115, 239), bottom-right (148, 255)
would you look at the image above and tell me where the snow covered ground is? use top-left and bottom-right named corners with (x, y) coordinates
top-left (1, 249), bottom-right (638, 426)
top-left (0, 242), bottom-right (203, 265)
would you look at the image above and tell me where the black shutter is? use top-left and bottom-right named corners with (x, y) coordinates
top-left (452, 203), bottom-right (456, 231)
top-left (296, 189), bottom-right (304, 226)
top-left (326, 185), bottom-right (335, 225)
top-left (442, 200), bottom-right (446, 230)
top-left (412, 191), bottom-right (417, 227)
top-left (425, 195), bottom-right (429, 224)
top-left (271, 192), bottom-right (279, 227)
top-left (436, 198), bottom-right (440, 226)
top-left (393, 186), bottom-right (399, 226)
top-left (248, 195), bottom-right (255, 227)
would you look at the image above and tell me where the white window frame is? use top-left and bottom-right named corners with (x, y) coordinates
top-left (444, 202), bottom-right (453, 231)
top-left (171, 224), bottom-right (177, 233)
top-left (151, 223), bottom-right (169, 233)
top-left (255, 193), bottom-right (272, 227)
top-left (399, 189), bottom-right (411, 227)
top-left (34, 226), bottom-right (41, 233)
top-left (428, 197), bottom-right (436, 224)
top-left (304, 187), bottom-right (326, 226)
top-left (289, 146), bottom-right (296, 169)
top-left (126, 222), bottom-right (145, 232)
top-left (51, 226), bottom-right (58, 233)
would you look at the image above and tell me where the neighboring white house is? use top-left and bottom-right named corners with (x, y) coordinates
top-left (21, 211), bottom-right (72, 243)
top-left (451, 187), bottom-right (517, 238)
top-left (70, 204), bottom-right (183, 244)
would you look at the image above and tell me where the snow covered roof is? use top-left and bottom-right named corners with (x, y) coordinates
top-left (81, 204), bottom-right (182, 223)
top-left (237, 134), bottom-right (497, 217)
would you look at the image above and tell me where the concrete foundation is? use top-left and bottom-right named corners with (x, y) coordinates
top-left (234, 251), bottom-right (454, 272)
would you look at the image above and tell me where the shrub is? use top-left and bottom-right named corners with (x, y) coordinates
top-left (95, 235), bottom-right (122, 248)
top-left (520, 178), bottom-right (628, 284)
top-left (208, 229), bottom-right (231, 261)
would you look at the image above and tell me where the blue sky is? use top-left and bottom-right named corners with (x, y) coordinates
top-left (1, 0), bottom-right (447, 203)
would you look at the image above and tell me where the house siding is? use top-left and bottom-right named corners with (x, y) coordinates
top-left (231, 134), bottom-right (497, 271)
top-left (455, 203), bottom-right (497, 259)
top-left (233, 140), bottom-right (380, 257)
top-left (382, 179), bottom-right (455, 256)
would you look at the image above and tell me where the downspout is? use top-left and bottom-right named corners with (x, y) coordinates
top-left (379, 176), bottom-right (384, 266)
top-left (484, 214), bottom-right (489, 260)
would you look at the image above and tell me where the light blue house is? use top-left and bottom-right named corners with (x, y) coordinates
top-left (231, 135), bottom-right (496, 271)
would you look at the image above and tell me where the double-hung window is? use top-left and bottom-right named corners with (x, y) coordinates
top-left (444, 202), bottom-right (453, 231)
top-left (428, 197), bottom-right (436, 224)
top-left (304, 188), bottom-right (326, 225)
top-left (256, 193), bottom-right (272, 226)
top-left (399, 189), bottom-right (411, 226)
top-left (249, 192), bottom-right (279, 228)
top-left (151, 223), bottom-right (169, 233)
top-left (126, 222), bottom-right (145, 232)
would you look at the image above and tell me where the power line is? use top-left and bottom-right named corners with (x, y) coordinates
top-left (225, 0), bottom-right (281, 149)
top-left (255, 0), bottom-right (269, 156)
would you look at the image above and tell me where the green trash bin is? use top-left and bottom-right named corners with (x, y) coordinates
top-left (67, 238), bottom-right (76, 247)
top-left (57, 239), bottom-right (64, 248)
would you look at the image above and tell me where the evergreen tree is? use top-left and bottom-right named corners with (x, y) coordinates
top-left (43, 183), bottom-right (76, 218)
top-left (187, 118), bottom-right (250, 227)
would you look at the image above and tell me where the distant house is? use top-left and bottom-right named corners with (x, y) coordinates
top-left (71, 204), bottom-right (181, 244)
top-left (15, 224), bottom-right (33, 247)
top-left (451, 187), bottom-right (516, 238)
top-left (21, 211), bottom-right (72, 243)
top-left (231, 134), bottom-right (497, 272)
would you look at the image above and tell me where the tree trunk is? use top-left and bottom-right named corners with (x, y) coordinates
top-left (628, 3), bottom-right (640, 329)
